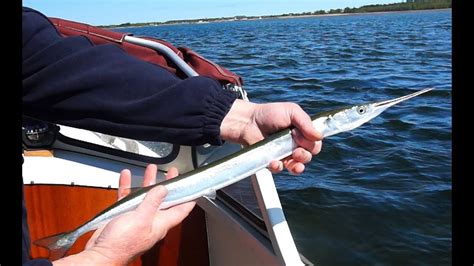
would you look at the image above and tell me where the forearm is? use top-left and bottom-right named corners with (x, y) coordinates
top-left (23, 64), bottom-right (236, 145)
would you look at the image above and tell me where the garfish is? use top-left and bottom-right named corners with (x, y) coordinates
top-left (35, 88), bottom-right (433, 260)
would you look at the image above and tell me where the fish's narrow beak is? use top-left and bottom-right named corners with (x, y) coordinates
top-left (373, 88), bottom-right (433, 109)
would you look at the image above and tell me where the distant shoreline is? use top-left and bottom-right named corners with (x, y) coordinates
top-left (271, 8), bottom-right (451, 20)
top-left (106, 8), bottom-right (451, 29)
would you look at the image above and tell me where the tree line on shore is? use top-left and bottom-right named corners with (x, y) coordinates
top-left (99, 0), bottom-right (451, 28)
top-left (341, 0), bottom-right (450, 14)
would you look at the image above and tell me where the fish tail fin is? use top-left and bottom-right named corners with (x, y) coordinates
top-left (34, 232), bottom-right (73, 260)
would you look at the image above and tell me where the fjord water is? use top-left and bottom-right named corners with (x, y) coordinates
top-left (120, 9), bottom-right (451, 265)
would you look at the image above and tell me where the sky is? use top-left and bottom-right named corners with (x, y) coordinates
top-left (23, 0), bottom-right (401, 26)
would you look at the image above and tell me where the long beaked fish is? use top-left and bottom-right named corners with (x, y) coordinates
top-left (35, 88), bottom-right (433, 260)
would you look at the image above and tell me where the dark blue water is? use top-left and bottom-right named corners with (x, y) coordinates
top-left (119, 10), bottom-right (451, 265)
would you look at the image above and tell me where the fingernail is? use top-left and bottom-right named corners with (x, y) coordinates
top-left (278, 162), bottom-right (284, 171)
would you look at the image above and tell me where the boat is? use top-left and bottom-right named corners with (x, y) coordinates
top-left (23, 17), bottom-right (313, 265)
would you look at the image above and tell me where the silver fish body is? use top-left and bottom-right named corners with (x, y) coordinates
top-left (35, 88), bottom-right (433, 260)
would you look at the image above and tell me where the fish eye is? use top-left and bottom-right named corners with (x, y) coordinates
top-left (357, 106), bottom-right (367, 114)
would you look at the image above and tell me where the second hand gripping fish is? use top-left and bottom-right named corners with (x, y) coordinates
top-left (36, 88), bottom-right (433, 259)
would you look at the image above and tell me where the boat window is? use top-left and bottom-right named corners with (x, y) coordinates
top-left (58, 125), bottom-right (174, 158)
top-left (222, 178), bottom-right (263, 220)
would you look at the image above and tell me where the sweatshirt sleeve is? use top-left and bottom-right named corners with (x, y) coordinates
top-left (22, 7), bottom-right (237, 146)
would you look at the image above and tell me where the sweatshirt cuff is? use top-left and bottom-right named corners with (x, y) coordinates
top-left (203, 88), bottom-right (238, 145)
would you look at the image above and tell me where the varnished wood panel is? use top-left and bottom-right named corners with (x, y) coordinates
top-left (24, 185), bottom-right (209, 265)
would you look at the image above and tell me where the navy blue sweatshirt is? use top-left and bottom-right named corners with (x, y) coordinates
top-left (23, 7), bottom-right (237, 146)
top-left (22, 7), bottom-right (237, 265)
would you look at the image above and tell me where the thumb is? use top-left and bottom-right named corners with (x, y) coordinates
top-left (135, 186), bottom-right (168, 215)
top-left (290, 106), bottom-right (322, 141)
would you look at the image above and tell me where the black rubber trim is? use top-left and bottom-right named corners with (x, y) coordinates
top-left (191, 145), bottom-right (199, 169)
top-left (216, 190), bottom-right (267, 233)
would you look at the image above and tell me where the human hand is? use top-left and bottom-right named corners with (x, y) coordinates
top-left (76, 164), bottom-right (195, 265)
top-left (220, 99), bottom-right (323, 175)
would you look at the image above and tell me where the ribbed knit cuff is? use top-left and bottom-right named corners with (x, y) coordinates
top-left (202, 88), bottom-right (238, 145)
